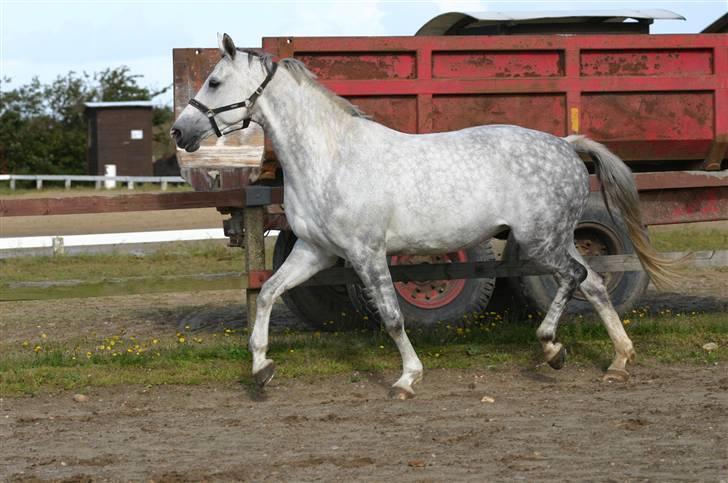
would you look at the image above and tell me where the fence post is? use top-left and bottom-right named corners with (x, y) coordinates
top-left (10, 178), bottom-right (15, 190)
top-left (65, 178), bottom-right (71, 190)
top-left (127, 180), bottom-right (135, 190)
top-left (244, 206), bottom-right (265, 334)
top-left (52, 236), bottom-right (65, 256)
top-left (36, 179), bottom-right (43, 190)
top-left (161, 180), bottom-right (168, 191)
top-left (104, 164), bottom-right (117, 189)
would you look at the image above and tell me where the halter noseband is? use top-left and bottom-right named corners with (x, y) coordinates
top-left (188, 61), bottom-right (278, 137)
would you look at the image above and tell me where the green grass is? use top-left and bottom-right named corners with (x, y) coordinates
top-left (0, 239), bottom-right (276, 283)
top-left (649, 226), bottom-right (728, 252)
top-left (0, 183), bottom-right (193, 196)
top-left (2, 312), bottom-right (726, 396)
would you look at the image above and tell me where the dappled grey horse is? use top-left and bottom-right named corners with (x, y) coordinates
top-left (172, 34), bottom-right (679, 399)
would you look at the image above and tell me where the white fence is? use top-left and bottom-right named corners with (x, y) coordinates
top-left (0, 174), bottom-right (186, 190)
top-left (0, 229), bottom-right (281, 258)
top-left (0, 228), bottom-right (226, 258)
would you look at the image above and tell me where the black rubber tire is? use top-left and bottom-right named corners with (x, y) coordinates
top-left (272, 231), bottom-right (364, 331)
top-left (346, 241), bottom-right (497, 329)
top-left (504, 195), bottom-right (650, 316)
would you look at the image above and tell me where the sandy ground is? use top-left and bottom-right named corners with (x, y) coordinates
top-left (1, 269), bottom-right (727, 482)
top-left (1, 365), bottom-right (726, 482)
top-left (0, 208), bottom-right (223, 237)
top-left (2, 204), bottom-right (727, 482)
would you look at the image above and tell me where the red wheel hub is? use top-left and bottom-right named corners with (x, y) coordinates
top-left (391, 251), bottom-right (468, 309)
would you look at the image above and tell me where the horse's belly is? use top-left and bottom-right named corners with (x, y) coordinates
top-left (384, 209), bottom-right (505, 255)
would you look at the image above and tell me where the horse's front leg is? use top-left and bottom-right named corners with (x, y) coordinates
top-left (250, 238), bottom-right (337, 387)
top-left (348, 252), bottom-right (423, 399)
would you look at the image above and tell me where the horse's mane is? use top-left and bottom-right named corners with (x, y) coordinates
top-left (238, 48), bottom-right (368, 119)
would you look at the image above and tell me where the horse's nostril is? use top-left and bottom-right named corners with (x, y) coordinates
top-left (170, 128), bottom-right (182, 141)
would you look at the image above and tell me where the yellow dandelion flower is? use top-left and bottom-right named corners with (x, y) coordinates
top-left (41, 333), bottom-right (47, 339)
top-left (22, 341), bottom-right (29, 348)
top-left (178, 336), bottom-right (186, 343)
top-left (623, 319), bottom-right (631, 325)
top-left (34, 345), bottom-right (42, 352)
top-left (152, 339), bottom-right (159, 345)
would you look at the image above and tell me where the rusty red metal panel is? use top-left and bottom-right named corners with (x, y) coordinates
top-left (580, 49), bottom-right (714, 76)
top-left (432, 50), bottom-right (564, 78)
top-left (295, 52), bottom-right (416, 80)
top-left (346, 96), bottom-right (418, 133)
top-left (581, 92), bottom-right (714, 161)
top-left (432, 94), bottom-right (566, 135)
top-left (639, 187), bottom-right (727, 225)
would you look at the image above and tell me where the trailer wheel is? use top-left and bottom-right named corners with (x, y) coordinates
top-left (347, 241), bottom-right (497, 328)
top-left (273, 231), bottom-right (364, 331)
top-left (504, 195), bottom-right (649, 316)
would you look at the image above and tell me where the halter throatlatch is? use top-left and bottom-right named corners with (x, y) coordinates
top-left (188, 61), bottom-right (278, 137)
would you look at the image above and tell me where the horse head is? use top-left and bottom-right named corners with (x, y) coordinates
top-left (171, 33), bottom-right (276, 152)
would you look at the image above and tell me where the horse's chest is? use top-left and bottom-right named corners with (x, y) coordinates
top-left (284, 196), bottom-right (332, 245)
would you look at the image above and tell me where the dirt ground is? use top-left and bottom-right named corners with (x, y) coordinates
top-left (1, 364), bottom-right (727, 482)
top-left (1, 208), bottom-right (223, 237)
top-left (2, 207), bottom-right (727, 481)
top-left (1, 272), bottom-right (727, 482)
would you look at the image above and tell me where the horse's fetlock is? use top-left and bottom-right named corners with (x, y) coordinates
top-left (536, 327), bottom-right (554, 342)
top-left (249, 340), bottom-right (267, 354)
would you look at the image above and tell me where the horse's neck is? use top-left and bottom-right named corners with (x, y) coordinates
top-left (258, 76), bottom-right (352, 180)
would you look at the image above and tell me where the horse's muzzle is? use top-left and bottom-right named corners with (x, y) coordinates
top-left (170, 126), bottom-right (201, 153)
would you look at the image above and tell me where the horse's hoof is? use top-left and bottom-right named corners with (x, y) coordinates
top-left (388, 386), bottom-right (415, 400)
top-left (547, 345), bottom-right (566, 370)
top-left (253, 360), bottom-right (276, 387)
top-left (603, 368), bottom-right (629, 383)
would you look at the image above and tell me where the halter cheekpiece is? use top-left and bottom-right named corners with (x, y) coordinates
top-left (188, 60), bottom-right (278, 137)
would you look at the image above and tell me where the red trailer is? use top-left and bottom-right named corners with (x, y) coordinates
top-left (172, 11), bottom-right (727, 328)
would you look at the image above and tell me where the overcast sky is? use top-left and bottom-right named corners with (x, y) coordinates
top-left (1, 0), bottom-right (726, 106)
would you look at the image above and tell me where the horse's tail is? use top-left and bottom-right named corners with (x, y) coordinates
top-left (564, 135), bottom-right (683, 291)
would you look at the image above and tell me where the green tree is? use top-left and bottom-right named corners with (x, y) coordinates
top-left (0, 67), bottom-right (173, 175)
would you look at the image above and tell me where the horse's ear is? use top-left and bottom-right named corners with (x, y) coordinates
top-left (221, 33), bottom-right (236, 59)
top-left (217, 32), bottom-right (225, 57)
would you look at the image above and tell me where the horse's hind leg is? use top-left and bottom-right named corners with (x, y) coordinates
top-left (347, 250), bottom-right (423, 399)
top-left (571, 248), bottom-right (636, 381)
top-left (249, 239), bottom-right (337, 387)
top-left (533, 253), bottom-right (588, 369)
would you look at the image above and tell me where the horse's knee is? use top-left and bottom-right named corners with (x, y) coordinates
top-left (380, 304), bottom-right (404, 334)
top-left (257, 280), bottom-right (282, 308)
top-left (573, 262), bottom-right (588, 286)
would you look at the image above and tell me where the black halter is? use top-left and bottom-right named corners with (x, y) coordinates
top-left (188, 61), bottom-right (278, 137)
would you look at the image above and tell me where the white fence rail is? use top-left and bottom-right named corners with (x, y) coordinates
top-left (0, 228), bottom-right (226, 258)
top-left (0, 229), bottom-right (281, 258)
top-left (0, 174), bottom-right (186, 190)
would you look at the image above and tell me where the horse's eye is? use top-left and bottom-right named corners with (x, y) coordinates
top-left (208, 78), bottom-right (220, 88)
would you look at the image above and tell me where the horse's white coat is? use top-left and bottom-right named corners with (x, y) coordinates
top-left (173, 35), bottom-right (653, 396)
